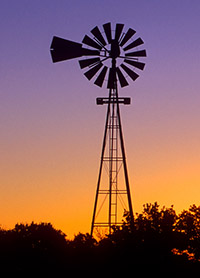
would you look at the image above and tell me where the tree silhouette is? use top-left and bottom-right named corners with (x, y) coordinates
top-left (176, 204), bottom-right (200, 260)
top-left (103, 203), bottom-right (200, 274)
top-left (0, 222), bottom-right (69, 274)
top-left (1, 204), bottom-right (200, 274)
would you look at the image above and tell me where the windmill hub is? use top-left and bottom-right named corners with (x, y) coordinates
top-left (100, 47), bottom-right (124, 69)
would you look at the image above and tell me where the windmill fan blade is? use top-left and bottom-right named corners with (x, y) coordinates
top-left (82, 35), bottom-right (102, 50)
top-left (116, 67), bottom-right (129, 87)
top-left (107, 67), bottom-right (116, 89)
top-left (119, 28), bottom-right (136, 47)
top-left (125, 49), bottom-right (147, 57)
top-left (94, 66), bottom-right (108, 87)
top-left (124, 59), bottom-right (145, 70)
top-left (103, 22), bottom-right (112, 44)
top-left (115, 23), bottom-right (124, 42)
top-left (84, 62), bottom-right (103, 80)
top-left (123, 37), bottom-right (144, 51)
top-left (79, 57), bottom-right (100, 69)
top-left (91, 26), bottom-right (106, 46)
top-left (121, 64), bottom-right (139, 81)
top-left (50, 36), bottom-right (83, 62)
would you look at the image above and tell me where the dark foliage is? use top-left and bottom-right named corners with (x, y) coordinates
top-left (1, 203), bottom-right (200, 275)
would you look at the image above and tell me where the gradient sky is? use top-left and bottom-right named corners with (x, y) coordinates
top-left (1, 0), bottom-right (200, 238)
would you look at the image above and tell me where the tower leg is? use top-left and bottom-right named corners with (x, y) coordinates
top-left (115, 87), bottom-right (134, 223)
top-left (91, 90), bottom-right (111, 236)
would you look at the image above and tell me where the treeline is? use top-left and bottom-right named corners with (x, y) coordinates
top-left (1, 202), bottom-right (200, 275)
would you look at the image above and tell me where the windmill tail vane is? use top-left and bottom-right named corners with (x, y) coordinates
top-left (50, 22), bottom-right (147, 235)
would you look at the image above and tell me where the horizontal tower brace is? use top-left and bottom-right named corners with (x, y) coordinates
top-left (96, 97), bottom-right (131, 105)
top-left (99, 190), bottom-right (128, 194)
top-left (93, 223), bottom-right (125, 226)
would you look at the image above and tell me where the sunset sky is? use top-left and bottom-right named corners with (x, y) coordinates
top-left (1, 0), bottom-right (200, 238)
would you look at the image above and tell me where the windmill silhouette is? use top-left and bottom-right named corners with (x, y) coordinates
top-left (50, 22), bottom-right (146, 235)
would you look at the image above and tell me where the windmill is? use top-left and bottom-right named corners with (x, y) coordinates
top-left (50, 22), bottom-right (146, 236)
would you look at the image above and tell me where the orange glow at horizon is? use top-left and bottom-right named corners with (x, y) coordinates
top-left (1, 120), bottom-right (200, 239)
